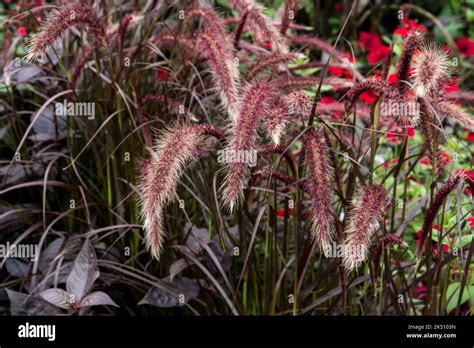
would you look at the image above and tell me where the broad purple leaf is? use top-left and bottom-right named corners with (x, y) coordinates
top-left (66, 240), bottom-right (99, 303)
top-left (5, 259), bottom-right (29, 278)
top-left (79, 291), bottom-right (119, 308)
top-left (6, 289), bottom-right (61, 315)
top-left (38, 288), bottom-right (72, 309)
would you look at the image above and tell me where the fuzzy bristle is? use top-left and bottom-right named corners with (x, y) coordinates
top-left (25, 3), bottom-right (106, 62)
top-left (197, 29), bottom-right (240, 122)
top-left (139, 124), bottom-right (207, 259)
top-left (397, 30), bottom-right (425, 93)
top-left (410, 44), bottom-right (452, 98)
top-left (229, 0), bottom-right (288, 53)
top-left (303, 129), bottom-right (335, 255)
top-left (263, 98), bottom-right (290, 145)
top-left (345, 77), bottom-right (400, 112)
top-left (435, 101), bottom-right (474, 132)
top-left (221, 82), bottom-right (277, 211)
top-left (342, 185), bottom-right (390, 271)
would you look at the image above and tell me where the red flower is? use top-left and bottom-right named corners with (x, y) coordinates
top-left (456, 36), bottom-right (474, 56)
top-left (367, 45), bottom-right (390, 64)
top-left (386, 126), bottom-right (414, 143)
top-left (413, 283), bottom-right (427, 301)
top-left (388, 73), bottom-right (398, 85)
top-left (263, 40), bottom-right (272, 50)
top-left (443, 76), bottom-right (459, 92)
top-left (360, 91), bottom-right (377, 105)
top-left (383, 158), bottom-right (398, 169)
top-left (456, 169), bottom-right (474, 182)
top-left (465, 187), bottom-right (472, 196)
top-left (276, 207), bottom-right (293, 218)
top-left (334, 3), bottom-right (343, 16)
top-left (328, 66), bottom-right (346, 77)
top-left (466, 132), bottom-right (474, 142)
top-left (156, 69), bottom-right (169, 81)
top-left (359, 31), bottom-right (382, 52)
top-left (328, 53), bottom-right (355, 78)
top-left (18, 27), bottom-right (27, 37)
top-left (467, 217), bottom-right (474, 228)
top-left (395, 19), bottom-right (427, 37)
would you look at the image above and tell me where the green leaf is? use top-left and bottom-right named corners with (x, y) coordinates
top-left (446, 282), bottom-right (474, 313)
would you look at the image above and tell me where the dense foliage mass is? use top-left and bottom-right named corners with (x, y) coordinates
top-left (0, 0), bottom-right (473, 315)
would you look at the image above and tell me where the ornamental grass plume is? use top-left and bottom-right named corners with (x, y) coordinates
top-left (25, 3), bottom-right (106, 62)
top-left (244, 52), bottom-right (298, 80)
top-left (410, 44), bottom-right (452, 98)
top-left (418, 173), bottom-right (465, 255)
top-left (139, 124), bottom-right (217, 260)
top-left (221, 82), bottom-right (277, 211)
top-left (397, 30), bottom-right (425, 93)
top-left (197, 28), bottom-right (240, 122)
top-left (263, 98), bottom-right (290, 145)
top-left (342, 185), bottom-right (390, 271)
top-left (419, 99), bottom-right (443, 178)
top-left (345, 77), bottom-right (400, 112)
top-left (435, 101), bottom-right (474, 132)
top-left (303, 129), bottom-right (335, 255)
top-left (229, 0), bottom-right (288, 53)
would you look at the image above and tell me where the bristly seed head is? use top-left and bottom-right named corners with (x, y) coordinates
top-left (303, 129), bottom-right (335, 255)
top-left (139, 124), bottom-right (207, 260)
top-left (221, 82), bottom-right (277, 212)
top-left (342, 185), bottom-right (390, 271)
top-left (410, 44), bottom-right (452, 98)
top-left (197, 28), bottom-right (240, 123)
top-left (25, 3), bottom-right (106, 62)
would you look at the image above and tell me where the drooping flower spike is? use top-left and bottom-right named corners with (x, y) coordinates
top-left (26, 3), bottom-right (106, 62)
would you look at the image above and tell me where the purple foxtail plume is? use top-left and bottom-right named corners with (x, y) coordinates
top-left (139, 124), bottom-right (216, 259)
top-left (283, 91), bottom-right (312, 116)
top-left (26, 3), bottom-right (106, 62)
top-left (342, 185), bottom-right (390, 271)
top-left (244, 52), bottom-right (298, 80)
top-left (263, 98), bottom-right (290, 145)
top-left (345, 77), bottom-right (400, 111)
top-left (410, 44), bottom-right (452, 98)
top-left (397, 30), bottom-right (424, 93)
top-left (435, 101), bottom-right (474, 132)
top-left (184, 7), bottom-right (225, 29)
top-left (221, 82), bottom-right (276, 211)
top-left (197, 29), bottom-right (240, 122)
top-left (418, 173), bottom-right (465, 255)
top-left (303, 129), bottom-right (335, 255)
top-left (419, 99), bottom-right (443, 177)
top-left (229, 0), bottom-right (288, 53)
